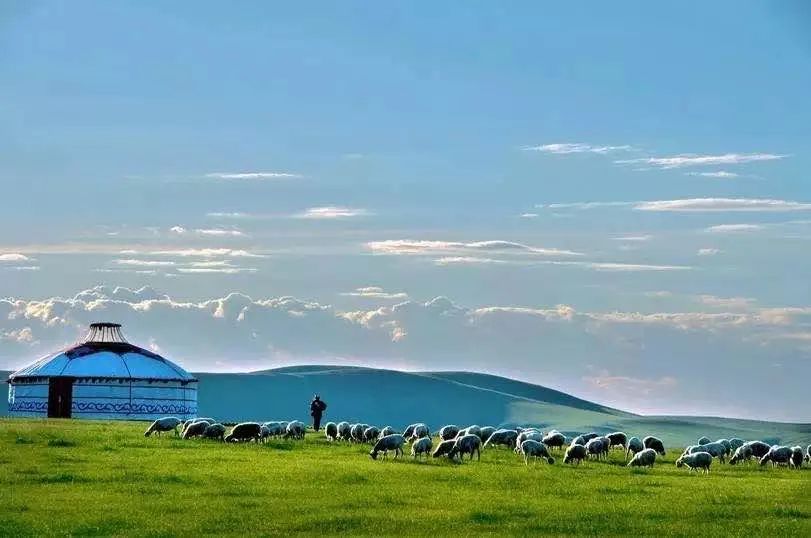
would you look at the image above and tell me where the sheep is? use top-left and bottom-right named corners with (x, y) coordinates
top-left (585, 437), bottom-right (609, 460)
top-left (515, 431), bottom-right (543, 453)
top-left (483, 429), bottom-right (518, 450)
top-left (606, 432), bottom-right (628, 451)
top-left (363, 426), bottom-right (381, 443)
top-left (448, 434), bottom-right (481, 462)
top-left (676, 451), bottom-right (713, 473)
top-left (542, 431), bottom-right (566, 451)
top-left (439, 425), bottom-right (460, 441)
top-left (729, 444), bottom-right (755, 465)
top-left (743, 440), bottom-right (771, 459)
top-left (432, 439), bottom-right (456, 458)
top-left (570, 435), bottom-right (587, 447)
top-left (581, 432), bottom-right (599, 443)
top-left (350, 423), bottom-right (369, 443)
top-left (369, 434), bottom-right (405, 460)
top-left (806, 445), bottom-right (811, 463)
top-left (337, 421), bottom-right (352, 441)
top-left (480, 426), bottom-right (496, 443)
top-left (563, 443), bottom-right (588, 465)
top-left (278, 421), bottom-right (289, 433)
top-left (715, 439), bottom-right (732, 455)
top-left (402, 424), bottom-right (417, 440)
top-left (684, 442), bottom-right (728, 464)
top-left (202, 423), bottom-right (226, 441)
top-left (379, 426), bottom-right (397, 438)
top-left (458, 425), bottom-right (482, 439)
top-left (643, 436), bottom-right (666, 456)
top-left (225, 422), bottom-right (262, 443)
top-left (760, 445), bottom-right (792, 467)
top-left (728, 438), bottom-right (745, 451)
top-left (626, 436), bottom-right (644, 460)
top-left (260, 424), bottom-right (271, 442)
top-left (410, 423), bottom-right (430, 441)
top-left (627, 448), bottom-right (657, 468)
top-left (325, 422), bottom-right (338, 441)
top-left (411, 437), bottom-right (433, 460)
top-left (262, 422), bottom-right (284, 438)
top-left (284, 421), bottom-right (306, 440)
top-left (520, 439), bottom-right (555, 465)
top-left (182, 420), bottom-right (210, 439)
top-left (697, 436), bottom-right (711, 446)
top-left (789, 446), bottom-right (804, 469)
top-left (144, 417), bottom-right (182, 437)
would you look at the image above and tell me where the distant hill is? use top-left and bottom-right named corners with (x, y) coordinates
top-left (3, 366), bottom-right (809, 446)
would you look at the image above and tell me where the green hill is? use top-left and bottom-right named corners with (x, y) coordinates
top-left (3, 366), bottom-right (809, 446)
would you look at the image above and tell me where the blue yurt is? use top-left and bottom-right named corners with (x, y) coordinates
top-left (6, 322), bottom-right (197, 420)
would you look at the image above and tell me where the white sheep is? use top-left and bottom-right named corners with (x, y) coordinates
top-left (563, 443), bottom-right (587, 465)
top-left (448, 434), bottom-right (481, 462)
top-left (369, 434), bottom-right (406, 460)
top-left (697, 436), bottom-right (711, 445)
top-left (410, 423), bottom-right (430, 441)
top-left (684, 442), bottom-right (727, 463)
top-left (432, 439), bottom-right (456, 458)
top-left (643, 436), bottom-right (666, 456)
top-left (806, 445), bottom-right (811, 463)
top-left (729, 444), bottom-right (754, 465)
top-left (182, 420), bottom-right (210, 439)
top-left (284, 421), bottom-right (306, 440)
top-left (585, 437), bottom-right (609, 460)
top-left (439, 425), bottom-right (460, 441)
top-left (676, 451), bottom-right (713, 473)
top-left (520, 439), bottom-right (555, 465)
top-left (144, 417), bottom-right (182, 437)
top-left (515, 430), bottom-right (542, 452)
top-left (379, 426), bottom-right (397, 438)
top-left (262, 422), bottom-right (284, 438)
top-left (789, 446), bottom-right (804, 469)
top-left (337, 421), bottom-right (352, 441)
top-left (202, 423), bottom-right (226, 441)
top-left (458, 425), bottom-right (482, 439)
top-left (325, 422), bottom-right (338, 441)
top-left (411, 437), bottom-right (433, 460)
top-left (480, 426), bottom-right (496, 443)
top-left (728, 438), bottom-right (745, 451)
top-left (363, 426), bottom-right (381, 443)
top-left (760, 445), bottom-right (792, 467)
top-left (627, 448), bottom-right (657, 468)
top-left (350, 423), bottom-right (369, 443)
top-left (483, 429), bottom-right (518, 450)
top-left (542, 431), bottom-right (566, 451)
top-left (625, 436), bottom-right (644, 460)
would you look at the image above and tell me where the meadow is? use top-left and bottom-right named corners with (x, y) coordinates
top-left (1, 418), bottom-right (809, 537)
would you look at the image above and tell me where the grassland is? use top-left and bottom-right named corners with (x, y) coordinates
top-left (1, 419), bottom-right (809, 537)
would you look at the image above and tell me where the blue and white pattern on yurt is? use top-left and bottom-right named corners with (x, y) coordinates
top-left (7, 323), bottom-right (198, 420)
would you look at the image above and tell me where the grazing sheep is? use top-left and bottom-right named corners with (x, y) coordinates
top-left (350, 423), bottom-right (369, 443)
top-left (790, 446), bottom-right (804, 469)
top-left (182, 420), bottom-right (210, 439)
top-left (432, 439), bottom-right (456, 458)
top-left (480, 426), bottom-right (496, 443)
top-left (379, 426), bottom-right (397, 438)
top-left (716, 439), bottom-right (732, 455)
top-left (144, 417), bottom-right (182, 437)
top-left (627, 448), bottom-right (657, 468)
top-left (483, 429), bottom-right (518, 450)
top-left (676, 451), bottom-right (713, 473)
top-left (278, 421), bottom-right (289, 433)
top-left (448, 434), bottom-right (482, 462)
top-left (585, 437), bottom-right (609, 460)
top-left (337, 421), bottom-right (352, 441)
top-left (411, 437), bottom-right (433, 460)
top-left (202, 423), bottom-right (226, 441)
top-left (260, 424), bottom-right (271, 442)
top-left (369, 434), bottom-right (405, 460)
top-left (410, 423), bottom-right (430, 441)
top-left (542, 431), bottom-right (566, 451)
top-left (225, 422), bottom-right (262, 443)
top-left (685, 442), bottom-right (728, 463)
top-left (643, 436), bottom-right (666, 456)
top-left (402, 424), bottom-right (417, 440)
top-left (363, 426), bottom-right (381, 443)
top-left (760, 446), bottom-right (792, 467)
top-left (570, 435), bottom-right (587, 447)
top-left (286, 421), bottom-right (307, 440)
top-left (439, 425), bottom-right (460, 441)
top-left (262, 422), bottom-right (284, 438)
top-left (729, 444), bottom-right (754, 465)
top-left (181, 417), bottom-right (214, 436)
top-left (563, 443), bottom-right (588, 465)
top-left (728, 438), bottom-right (745, 451)
top-left (520, 439), bottom-right (555, 465)
top-left (325, 422), bottom-right (338, 441)
top-left (743, 440), bottom-right (772, 459)
top-left (581, 432), bottom-right (599, 443)
top-left (626, 436), bottom-right (644, 460)
top-left (606, 432), bottom-right (628, 451)
top-left (806, 445), bottom-right (811, 463)
top-left (515, 431), bottom-right (543, 453)
top-left (458, 425), bottom-right (482, 440)
top-left (697, 436), bottom-right (711, 446)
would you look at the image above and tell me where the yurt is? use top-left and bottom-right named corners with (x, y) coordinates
top-left (6, 322), bottom-right (197, 420)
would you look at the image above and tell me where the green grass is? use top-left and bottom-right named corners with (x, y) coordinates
top-left (1, 419), bottom-right (809, 536)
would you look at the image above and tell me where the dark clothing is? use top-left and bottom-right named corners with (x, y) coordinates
top-left (310, 398), bottom-right (327, 431)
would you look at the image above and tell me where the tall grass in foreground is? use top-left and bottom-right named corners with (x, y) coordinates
top-left (0, 419), bottom-right (809, 536)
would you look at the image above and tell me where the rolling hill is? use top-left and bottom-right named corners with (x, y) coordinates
top-left (3, 366), bottom-right (809, 446)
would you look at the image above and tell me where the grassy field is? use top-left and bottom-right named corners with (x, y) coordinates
top-left (1, 419), bottom-right (809, 536)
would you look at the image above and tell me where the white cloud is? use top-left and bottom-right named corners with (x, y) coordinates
top-left (636, 198), bottom-right (811, 212)
top-left (0, 253), bottom-right (31, 262)
top-left (114, 259), bottom-right (177, 267)
top-left (145, 248), bottom-right (265, 258)
top-left (434, 256), bottom-right (508, 266)
top-left (611, 235), bottom-right (652, 242)
top-left (705, 224), bottom-right (764, 233)
top-left (584, 372), bottom-right (678, 396)
top-left (523, 143), bottom-right (634, 154)
top-left (697, 248), bottom-right (721, 256)
top-left (686, 171), bottom-right (740, 178)
top-left (176, 267), bottom-right (258, 274)
top-left (195, 229), bottom-right (247, 237)
top-left (537, 201), bottom-right (635, 210)
top-left (341, 287), bottom-right (409, 300)
top-left (296, 206), bottom-right (369, 219)
top-left (696, 295), bottom-right (755, 310)
top-left (615, 152), bottom-right (786, 169)
top-left (367, 239), bottom-right (582, 257)
top-left (205, 172), bottom-right (301, 180)
top-left (169, 226), bottom-right (187, 234)
top-left (519, 213), bottom-right (539, 219)
top-left (3, 266), bottom-right (40, 271)
top-left (580, 262), bottom-right (690, 272)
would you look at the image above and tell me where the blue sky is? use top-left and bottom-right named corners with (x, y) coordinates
top-left (2, 1), bottom-right (810, 420)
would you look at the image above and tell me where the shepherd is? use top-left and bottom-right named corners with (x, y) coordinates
top-left (310, 394), bottom-right (327, 431)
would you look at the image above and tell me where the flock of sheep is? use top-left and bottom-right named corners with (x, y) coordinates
top-left (144, 417), bottom-right (810, 473)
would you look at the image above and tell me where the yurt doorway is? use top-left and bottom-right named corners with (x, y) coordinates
top-left (47, 377), bottom-right (74, 418)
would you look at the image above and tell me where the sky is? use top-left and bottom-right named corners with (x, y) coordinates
top-left (2, 1), bottom-right (811, 421)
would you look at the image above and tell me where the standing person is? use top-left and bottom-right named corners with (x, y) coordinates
top-left (310, 394), bottom-right (327, 431)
